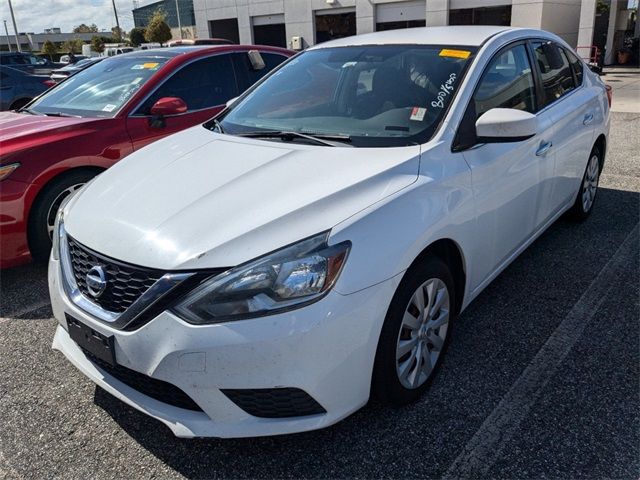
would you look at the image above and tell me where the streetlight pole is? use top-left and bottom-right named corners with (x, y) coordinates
top-left (175, 0), bottom-right (183, 39)
top-left (111, 0), bottom-right (121, 42)
top-left (3, 20), bottom-right (12, 52)
top-left (7, 0), bottom-right (21, 52)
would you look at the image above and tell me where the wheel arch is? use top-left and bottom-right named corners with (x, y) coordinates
top-left (26, 166), bottom-right (105, 242)
top-left (9, 96), bottom-right (33, 110)
top-left (593, 133), bottom-right (606, 171)
top-left (408, 238), bottom-right (467, 315)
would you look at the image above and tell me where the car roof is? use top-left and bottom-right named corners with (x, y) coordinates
top-left (118, 44), bottom-right (290, 59)
top-left (309, 25), bottom-right (518, 50)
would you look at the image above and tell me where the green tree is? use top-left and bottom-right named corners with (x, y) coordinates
top-left (144, 10), bottom-right (172, 46)
top-left (62, 38), bottom-right (84, 54)
top-left (129, 27), bottom-right (146, 47)
top-left (91, 35), bottom-right (105, 54)
top-left (111, 26), bottom-right (124, 41)
top-left (73, 23), bottom-right (99, 33)
top-left (42, 40), bottom-right (57, 60)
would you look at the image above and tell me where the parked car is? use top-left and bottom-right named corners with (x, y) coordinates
top-left (0, 45), bottom-right (293, 268)
top-left (49, 57), bottom-right (104, 83)
top-left (59, 54), bottom-right (88, 64)
top-left (48, 26), bottom-right (610, 438)
top-left (0, 65), bottom-right (54, 111)
top-left (168, 38), bottom-right (234, 47)
top-left (0, 52), bottom-right (61, 75)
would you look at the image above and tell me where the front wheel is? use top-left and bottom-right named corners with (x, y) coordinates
top-left (372, 257), bottom-right (456, 405)
top-left (567, 146), bottom-right (601, 221)
top-left (28, 171), bottom-right (97, 262)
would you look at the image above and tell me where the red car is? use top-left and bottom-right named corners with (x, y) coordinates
top-left (0, 45), bottom-right (293, 268)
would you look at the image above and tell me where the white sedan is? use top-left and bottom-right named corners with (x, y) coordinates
top-left (48, 26), bottom-right (610, 438)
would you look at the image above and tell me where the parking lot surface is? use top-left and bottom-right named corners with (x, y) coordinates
top-left (1, 111), bottom-right (638, 479)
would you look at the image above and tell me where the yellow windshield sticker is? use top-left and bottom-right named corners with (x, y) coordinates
top-left (439, 49), bottom-right (471, 59)
top-left (142, 62), bottom-right (159, 69)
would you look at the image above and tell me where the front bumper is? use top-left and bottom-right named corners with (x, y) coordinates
top-left (0, 179), bottom-right (35, 269)
top-left (49, 256), bottom-right (400, 438)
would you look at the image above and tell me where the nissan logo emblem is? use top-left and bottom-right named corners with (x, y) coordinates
top-left (86, 265), bottom-right (107, 298)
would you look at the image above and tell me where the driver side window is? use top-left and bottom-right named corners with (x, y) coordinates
top-left (454, 43), bottom-right (537, 151)
top-left (474, 44), bottom-right (537, 119)
top-left (135, 54), bottom-right (238, 115)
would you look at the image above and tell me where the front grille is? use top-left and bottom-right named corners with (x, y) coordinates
top-left (221, 388), bottom-right (326, 418)
top-left (67, 237), bottom-right (164, 314)
top-left (81, 347), bottom-right (203, 412)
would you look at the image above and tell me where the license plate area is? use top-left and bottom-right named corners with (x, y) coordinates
top-left (66, 314), bottom-right (116, 366)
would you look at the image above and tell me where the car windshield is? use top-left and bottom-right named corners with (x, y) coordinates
top-left (215, 45), bottom-right (476, 147)
top-left (28, 55), bottom-right (170, 117)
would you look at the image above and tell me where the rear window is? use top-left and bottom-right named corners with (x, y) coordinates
top-left (532, 41), bottom-right (576, 107)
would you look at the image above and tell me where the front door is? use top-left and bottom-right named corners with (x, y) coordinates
top-left (457, 42), bottom-right (555, 291)
top-left (126, 53), bottom-right (238, 150)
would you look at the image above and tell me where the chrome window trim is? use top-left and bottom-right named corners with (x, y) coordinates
top-left (59, 225), bottom-right (195, 329)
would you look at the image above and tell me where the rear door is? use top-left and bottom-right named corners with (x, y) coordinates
top-left (531, 41), bottom-right (596, 209)
top-left (455, 41), bottom-right (556, 289)
top-left (125, 53), bottom-right (238, 150)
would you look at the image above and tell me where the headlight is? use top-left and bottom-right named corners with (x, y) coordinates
top-left (173, 232), bottom-right (350, 324)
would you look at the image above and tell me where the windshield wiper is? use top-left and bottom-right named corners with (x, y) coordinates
top-left (43, 112), bottom-right (80, 118)
top-left (236, 130), bottom-right (351, 147)
top-left (17, 107), bottom-right (41, 115)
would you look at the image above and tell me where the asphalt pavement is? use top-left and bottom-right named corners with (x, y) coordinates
top-left (1, 111), bottom-right (638, 479)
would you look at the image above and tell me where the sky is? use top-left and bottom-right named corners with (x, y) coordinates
top-left (0, 0), bottom-right (159, 35)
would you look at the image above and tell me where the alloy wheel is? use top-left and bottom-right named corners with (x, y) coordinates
top-left (395, 278), bottom-right (450, 389)
top-left (582, 154), bottom-right (600, 213)
top-left (46, 183), bottom-right (84, 239)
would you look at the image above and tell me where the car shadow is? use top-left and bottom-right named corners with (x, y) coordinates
top-left (89, 186), bottom-right (638, 479)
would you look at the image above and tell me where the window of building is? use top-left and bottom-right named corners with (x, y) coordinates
top-left (532, 41), bottom-right (576, 106)
top-left (314, 11), bottom-right (356, 44)
top-left (473, 44), bottom-right (537, 118)
top-left (209, 18), bottom-right (240, 44)
top-left (449, 6), bottom-right (512, 26)
top-left (376, 20), bottom-right (426, 31)
top-left (135, 54), bottom-right (237, 114)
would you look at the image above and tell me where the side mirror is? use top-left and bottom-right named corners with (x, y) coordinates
top-left (150, 97), bottom-right (187, 116)
top-left (476, 108), bottom-right (537, 143)
top-left (226, 96), bottom-right (239, 109)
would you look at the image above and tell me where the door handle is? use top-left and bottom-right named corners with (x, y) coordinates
top-left (535, 141), bottom-right (553, 157)
top-left (583, 113), bottom-right (594, 125)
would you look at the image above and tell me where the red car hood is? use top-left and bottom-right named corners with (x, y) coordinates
top-left (0, 111), bottom-right (106, 157)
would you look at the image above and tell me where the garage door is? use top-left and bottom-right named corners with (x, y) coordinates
top-left (376, 0), bottom-right (426, 31)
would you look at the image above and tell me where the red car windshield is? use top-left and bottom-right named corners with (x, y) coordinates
top-left (28, 55), bottom-right (170, 118)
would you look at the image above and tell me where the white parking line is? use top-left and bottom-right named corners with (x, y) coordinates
top-left (443, 223), bottom-right (639, 479)
top-left (0, 300), bottom-right (52, 322)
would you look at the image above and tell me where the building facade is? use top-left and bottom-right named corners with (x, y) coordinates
top-left (133, 0), bottom-right (197, 39)
top-left (193, 0), bottom-right (636, 64)
top-left (0, 32), bottom-right (97, 52)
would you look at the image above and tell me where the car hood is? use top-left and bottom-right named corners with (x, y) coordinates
top-left (65, 126), bottom-right (421, 270)
top-left (0, 111), bottom-right (102, 156)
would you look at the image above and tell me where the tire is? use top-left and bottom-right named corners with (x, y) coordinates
top-left (372, 256), bottom-right (456, 405)
top-left (28, 170), bottom-right (97, 262)
top-left (566, 145), bottom-right (602, 221)
top-left (9, 98), bottom-right (32, 111)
